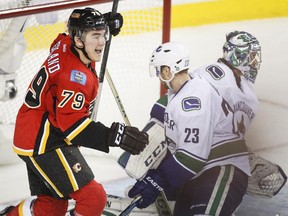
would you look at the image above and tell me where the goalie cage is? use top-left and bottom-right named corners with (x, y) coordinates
top-left (0, 0), bottom-right (171, 160)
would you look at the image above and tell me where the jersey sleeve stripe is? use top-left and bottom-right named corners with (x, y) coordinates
top-left (208, 139), bottom-right (248, 161)
top-left (66, 118), bottom-right (92, 141)
top-left (174, 150), bottom-right (206, 174)
top-left (12, 145), bottom-right (34, 156)
top-left (38, 119), bottom-right (50, 155)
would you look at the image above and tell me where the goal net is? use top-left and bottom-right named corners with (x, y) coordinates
top-left (0, 0), bottom-right (170, 163)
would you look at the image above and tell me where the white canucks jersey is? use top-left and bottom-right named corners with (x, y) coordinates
top-left (191, 62), bottom-right (258, 138)
top-left (164, 75), bottom-right (250, 176)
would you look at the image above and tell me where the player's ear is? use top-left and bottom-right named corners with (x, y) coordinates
top-left (74, 36), bottom-right (84, 48)
top-left (161, 66), bottom-right (172, 79)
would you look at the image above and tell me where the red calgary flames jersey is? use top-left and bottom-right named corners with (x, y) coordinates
top-left (13, 34), bottom-right (110, 156)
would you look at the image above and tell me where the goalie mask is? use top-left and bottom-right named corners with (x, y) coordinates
top-left (68, 7), bottom-right (109, 42)
top-left (149, 42), bottom-right (190, 89)
top-left (223, 31), bottom-right (261, 83)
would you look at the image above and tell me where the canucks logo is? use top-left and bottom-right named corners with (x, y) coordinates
top-left (182, 97), bottom-right (201, 111)
top-left (70, 70), bottom-right (87, 85)
top-left (206, 65), bottom-right (225, 80)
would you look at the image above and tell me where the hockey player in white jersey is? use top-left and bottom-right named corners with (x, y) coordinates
top-left (127, 41), bottom-right (250, 215)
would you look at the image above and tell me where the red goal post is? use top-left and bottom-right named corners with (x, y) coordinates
top-left (0, 0), bottom-right (171, 160)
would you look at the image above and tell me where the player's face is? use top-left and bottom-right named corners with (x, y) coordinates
top-left (83, 29), bottom-right (107, 62)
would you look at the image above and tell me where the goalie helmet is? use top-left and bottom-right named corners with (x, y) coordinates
top-left (149, 42), bottom-right (190, 86)
top-left (223, 31), bottom-right (261, 83)
top-left (67, 7), bottom-right (108, 41)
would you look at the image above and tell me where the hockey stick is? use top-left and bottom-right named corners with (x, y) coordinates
top-left (105, 69), bottom-right (131, 125)
top-left (105, 71), bottom-right (172, 215)
top-left (106, 70), bottom-right (171, 215)
top-left (119, 196), bottom-right (142, 216)
top-left (91, 0), bottom-right (119, 121)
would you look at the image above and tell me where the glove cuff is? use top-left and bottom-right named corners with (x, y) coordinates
top-left (107, 122), bottom-right (125, 147)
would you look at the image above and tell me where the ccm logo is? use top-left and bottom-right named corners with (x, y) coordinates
top-left (144, 141), bottom-right (166, 167)
top-left (115, 123), bottom-right (125, 145)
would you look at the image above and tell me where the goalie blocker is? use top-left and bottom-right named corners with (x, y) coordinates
top-left (118, 119), bottom-right (167, 180)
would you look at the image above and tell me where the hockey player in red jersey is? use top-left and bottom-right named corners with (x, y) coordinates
top-left (0, 7), bottom-right (148, 216)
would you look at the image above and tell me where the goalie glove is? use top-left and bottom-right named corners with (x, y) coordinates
top-left (247, 153), bottom-right (287, 198)
top-left (128, 169), bottom-right (166, 209)
top-left (103, 12), bottom-right (123, 36)
top-left (107, 122), bottom-right (149, 155)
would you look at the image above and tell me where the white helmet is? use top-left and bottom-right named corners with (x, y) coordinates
top-left (149, 42), bottom-right (190, 83)
top-left (223, 31), bottom-right (261, 83)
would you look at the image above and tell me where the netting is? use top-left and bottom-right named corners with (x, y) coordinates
top-left (0, 0), bottom-right (165, 126)
top-left (0, 0), bottom-right (168, 160)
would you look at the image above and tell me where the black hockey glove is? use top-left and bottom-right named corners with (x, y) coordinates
top-left (103, 12), bottom-right (123, 36)
top-left (107, 122), bottom-right (149, 155)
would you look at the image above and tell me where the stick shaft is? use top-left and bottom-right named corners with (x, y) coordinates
top-left (91, 0), bottom-right (119, 121)
top-left (119, 197), bottom-right (141, 216)
top-left (105, 69), bottom-right (131, 126)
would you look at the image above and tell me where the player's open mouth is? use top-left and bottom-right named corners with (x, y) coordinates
top-left (95, 49), bottom-right (102, 54)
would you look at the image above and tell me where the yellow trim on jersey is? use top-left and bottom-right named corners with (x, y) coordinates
top-left (18, 200), bottom-right (25, 216)
top-left (29, 157), bottom-right (64, 198)
top-left (64, 138), bottom-right (72, 145)
top-left (12, 145), bottom-right (33, 156)
top-left (56, 148), bottom-right (79, 191)
top-left (67, 118), bottom-right (92, 141)
top-left (17, 197), bottom-right (33, 216)
top-left (38, 119), bottom-right (50, 154)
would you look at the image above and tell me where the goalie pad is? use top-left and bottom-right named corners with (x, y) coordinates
top-left (118, 119), bottom-right (167, 180)
top-left (67, 194), bottom-right (158, 216)
top-left (246, 153), bottom-right (287, 198)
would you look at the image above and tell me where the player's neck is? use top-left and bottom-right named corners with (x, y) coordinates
top-left (73, 45), bottom-right (91, 65)
top-left (171, 73), bottom-right (191, 92)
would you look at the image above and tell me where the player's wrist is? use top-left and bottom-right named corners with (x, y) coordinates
top-left (107, 122), bottom-right (149, 155)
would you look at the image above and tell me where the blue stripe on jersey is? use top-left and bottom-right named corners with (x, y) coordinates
top-left (159, 151), bottom-right (195, 188)
top-left (150, 95), bottom-right (168, 124)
